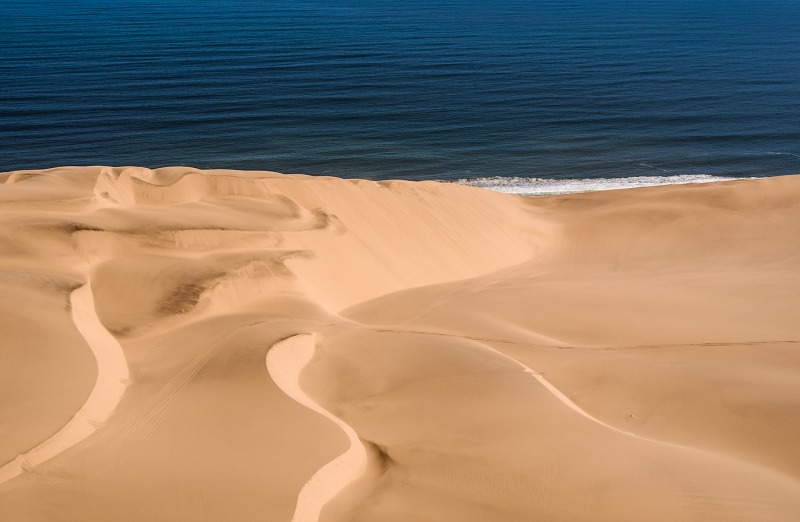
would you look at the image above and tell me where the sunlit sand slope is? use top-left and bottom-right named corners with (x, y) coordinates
top-left (1, 167), bottom-right (798, 521)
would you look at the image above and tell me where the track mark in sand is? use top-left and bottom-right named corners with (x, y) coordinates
top-left (0, 283), bottom-right (129, 484)
top-left (365, 327), bottom-right (660, 440)
top-left (369, 327), bottom-right (799, 351)
top-left (538, 465), bottom-right (554, 512)
top-left (266, 334), bottom-right (367, 522)
top-left (348, 326), bottom-right (800, 490)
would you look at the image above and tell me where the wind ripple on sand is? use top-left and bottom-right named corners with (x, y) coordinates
top-left (0, 284), bottom-right (129, 484)
top-left (266, 334), bottom-right (367, 522)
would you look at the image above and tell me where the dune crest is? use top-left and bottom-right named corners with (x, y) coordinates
top-left (0, 284), bottom-right (128, 484)
top-left (267, 335), bottom-right (367, 522)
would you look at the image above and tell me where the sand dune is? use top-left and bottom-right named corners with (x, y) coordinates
top-left (0, 284), bottom-right (128, 484)
top-left (1, 167), bottom-right (799, 521)
top-left (267, 334), bottom-right (367, 522)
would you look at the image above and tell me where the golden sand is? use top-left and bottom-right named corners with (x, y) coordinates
top-left (1, 167), bottom-right (799, 521)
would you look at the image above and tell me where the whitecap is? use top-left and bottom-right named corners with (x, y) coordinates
top-left (454, 174), bottom-right (750, 197)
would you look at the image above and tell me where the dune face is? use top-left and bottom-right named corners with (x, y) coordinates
top-left (1, 168), bottom-right (799, 521)
top-left (267, 334), bottom-right (367, 522)
top-left (0, 284), bottom-right (128, 484)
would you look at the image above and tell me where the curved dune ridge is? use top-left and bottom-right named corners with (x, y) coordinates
top-left (0, 284), bottom-right (129, 484)
top-left (266, 335), bottom-right (367, 522)
top-left (2, 167), bottom-right (800, 521)
top-left (494, 342), bottom-right (795, 474)
top-left (518, 360), bottom-right (650, 438)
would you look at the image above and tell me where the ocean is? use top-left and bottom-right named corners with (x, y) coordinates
top-left (2, 0), bottom-right (799, 194)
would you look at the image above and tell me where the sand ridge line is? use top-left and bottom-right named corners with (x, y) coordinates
top-left (334, 325), bottom-right (647, 439)
top-left (136, 318), bottom-right (337, 380)
top-left (345, 324), bottom-right (800, 486)
top-left (366, 327), bottom-right (799, 351)
top-left (0, 284), bottom-right (129, 485)
top-left (0, 318), bottom-right (335, 500)
top-left (266, 334), bottom-right (367, 522)
top-left (3, 318), bottom-right (339, 487)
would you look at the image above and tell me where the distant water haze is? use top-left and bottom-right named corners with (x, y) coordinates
top-left (2, 0), bottom-right (799, 185)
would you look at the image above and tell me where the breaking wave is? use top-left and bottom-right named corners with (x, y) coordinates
top-left (455, 175), bottom-right (750, 197)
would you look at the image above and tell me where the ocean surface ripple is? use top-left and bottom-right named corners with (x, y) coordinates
top-left (1, 0), bottom-right (799, 183)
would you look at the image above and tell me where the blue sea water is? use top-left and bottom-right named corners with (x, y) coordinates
top-left (1, 0), bottom-right (799, 191)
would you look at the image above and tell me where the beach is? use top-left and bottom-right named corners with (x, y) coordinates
top-left (1, 166), bottom-right (799, 521)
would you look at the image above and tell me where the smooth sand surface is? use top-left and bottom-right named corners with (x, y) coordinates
top-left (1, 167), bottom-right (799, 521)
top-left (0, 284), bottom-right (128, 483)
top-left (267, 334), bottom-right (367, 522)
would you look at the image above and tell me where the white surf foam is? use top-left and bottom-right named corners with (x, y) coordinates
top-left (455, 174), bottom-right (747, 197)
